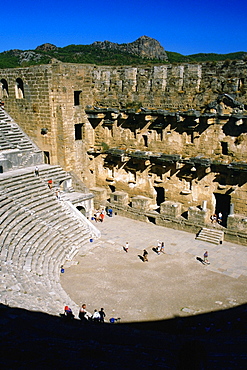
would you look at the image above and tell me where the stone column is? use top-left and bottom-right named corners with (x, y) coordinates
top-left (229, 203), bottom-right (234, 215)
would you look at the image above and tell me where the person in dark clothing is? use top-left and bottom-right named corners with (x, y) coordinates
top-left (99, 308), bottom-right (106, 323)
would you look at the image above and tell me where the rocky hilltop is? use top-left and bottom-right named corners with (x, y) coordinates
top-left (0, 36), bottom-right (246, 69)
top-left (92, 35), bottom-right (168, 61)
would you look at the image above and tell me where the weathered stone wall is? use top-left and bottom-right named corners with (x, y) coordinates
top-left (1, 60), bottom-right (247, 239)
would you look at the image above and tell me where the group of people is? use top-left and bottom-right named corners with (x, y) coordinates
top-left (93, 209), bottom-right (105, 222)
top-left (156, 241), bottom-right (165, 255)
top-left (63, 304), bottom-right (106, 323)
top-left (78, 304), bottom-right (106, 323)
top-left (210, 212), bottom-right (223, 224)
top-left (123, 240), bottom-right (165, 262)
top-left (93, 206), bottom-right (114, 222)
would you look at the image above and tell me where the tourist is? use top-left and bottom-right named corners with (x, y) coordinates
top-left (218, 212), bottom-right (223, 224)
top-left (100, 211), bottom-right (105, 222)
top-left (210, 214), bottom-right (217, 223)
top-left (108, 208), bottom-right (113, 217)
top-left (124, 242), bottom-right (129, 252)
top-left (92, 309), bottom-right (101, 323)
top-left (79, 304), bottom-right (91, 321)
top-left (143, 249), bottom-right (148, 262)
top-left (161, 241), bottom-right (165, 253)
top-left (95, 210), bottom-right (101, 222)
top-left (34, 166), bottom-right (39, 176)
top-left (203, 251), bottom-right (209, 264)
top-left (64, 305), bottom-right (74, 319)
top-left (99, 308), bottom-right (106, 323)
top-left (157, 241), bottom-right (161, 255)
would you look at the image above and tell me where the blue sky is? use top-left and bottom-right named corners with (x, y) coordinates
top-left (1, 0), bottom-right (247, 55)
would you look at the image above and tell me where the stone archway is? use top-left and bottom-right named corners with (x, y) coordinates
top-left (76, 205), bottom-right (86, 217)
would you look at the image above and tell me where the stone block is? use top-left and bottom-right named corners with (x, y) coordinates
top-left (110, 191), bottom-right (129, 206)
top-left (131, 195), bottom-right (152, 210)
top-left (227, 214), bottom-right (247, 231)
top-left (160, 201), bottom-right (182, 218)
top-left (188, 206), bottom-right (209, 224)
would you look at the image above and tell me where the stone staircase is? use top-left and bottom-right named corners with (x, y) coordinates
top-left (0, 165), bottom-right (99, 315)
top-left (196, 227), bottom-right (224, 245)
top-left (0, 107), bottom-right (43, 170)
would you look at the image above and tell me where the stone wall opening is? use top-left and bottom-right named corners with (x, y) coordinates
top-left (15, 78), bottom-right (24, 99)
top-left (75, 124), bottom-right (83, 140)
top-left (214, 193), bottom-right (231, 227)
top-left (44, 151), bottom-right (50, 164)
top-left (221, 142), bottom-right (228, 155)
top-left (74, 91), bottom-right (82, 106)
top-left (0, 79), bottom-right (9, 98)
top-left (154, 186), bottom-right (165, 211)
top-left (76, 205), bottom-right (86, 216)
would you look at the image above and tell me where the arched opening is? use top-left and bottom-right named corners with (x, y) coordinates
top-left (76, 206), bottom-right (86, 216)
top-left (0, 79), bottom-right (9, 98)
top-left (44, 151), bottom-right (50, 164)
top-left (15, 78), bottom-right (25, 99)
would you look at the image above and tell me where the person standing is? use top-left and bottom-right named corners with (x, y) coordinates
top-left (157, 241), bottom-right (161, 255)
top-left (99, 308), bottom-right (106, 323)
top-left (125, 242), bottom-right (129, 253)
top-left (161, 241), bottom-right (165, 254)
top-left (143, 249), bottom-right (148, 262)
top-left (203, 251), bottom-right (209, 264)
top-left (34, 166), bottom-right (39, 176)
top-left (218, 212), bottom-right (223, 224)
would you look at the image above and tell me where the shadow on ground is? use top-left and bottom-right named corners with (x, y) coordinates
top-left (0, 302), bottom-right (246, 369)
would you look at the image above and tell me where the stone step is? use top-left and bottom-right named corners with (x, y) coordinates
top-left (196, 227), bottom-right (224, 245)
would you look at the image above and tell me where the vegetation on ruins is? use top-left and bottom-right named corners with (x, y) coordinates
top-left (0, 36), bottom-right (246, 69)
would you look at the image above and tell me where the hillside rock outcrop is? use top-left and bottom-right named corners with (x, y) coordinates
top-left (92, 35), bottom-right (168, 60)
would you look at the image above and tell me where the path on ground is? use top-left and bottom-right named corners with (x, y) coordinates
top-left (61, 215), bottom-right (247, 323)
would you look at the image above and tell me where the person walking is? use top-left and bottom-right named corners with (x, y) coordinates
top-left (125, 242), bottom-right (129, 253)
top-left (203, 251), bottom-right (209, 264)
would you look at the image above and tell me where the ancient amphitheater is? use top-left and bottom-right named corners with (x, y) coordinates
top-left (0, 106), bottom-right (101, 315)
top-left (0, 60), bottom-right (247, 368)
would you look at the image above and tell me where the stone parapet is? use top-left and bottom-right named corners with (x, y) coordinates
top-left (160, 201), bottom-right (182, 218)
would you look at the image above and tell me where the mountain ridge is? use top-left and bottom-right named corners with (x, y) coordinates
top-left (0, 36), bottom-right (246, 68)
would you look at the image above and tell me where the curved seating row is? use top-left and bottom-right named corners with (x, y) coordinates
top-left (0, 165), bottom-right (97, 315)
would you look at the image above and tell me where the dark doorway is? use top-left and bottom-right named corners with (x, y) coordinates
top-left (77, 206), bottom-right (86, 217)
top-left (75, 124), bottom-right (83, 140)
top-left (74, 91), bottom-right (82, 106)
top-left (154, 187), bottom-right (165, 211)
top-left (0, 165), bottom-right (3, 173)
top-left (214, 193), bottom-right (231, 227)
top-left (143, 135), bottom-right (148, 147)
top-left (44, 151), bottom-right (50, 164)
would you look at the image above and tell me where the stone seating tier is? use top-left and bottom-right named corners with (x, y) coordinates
top-left (0, 166), bottom-right (95, 315)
